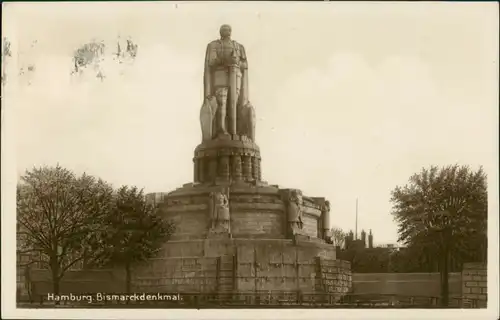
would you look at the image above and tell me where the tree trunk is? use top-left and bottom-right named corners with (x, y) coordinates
top-left (125, 263), bottom-right (132, 294)
top-left (482, 233), bottom-right (487, 262)
top-left (50, 261), bottom-right (61, 305)
top-left (440, 246), bottom-right (450, 307)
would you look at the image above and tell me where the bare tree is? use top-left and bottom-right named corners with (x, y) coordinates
top-left (330, 227), bottom-right (347, 249)
top-left (17, 165), bottom-right (114, 296)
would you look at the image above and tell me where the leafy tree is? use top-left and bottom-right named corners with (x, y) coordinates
top-left (388, 246), bottom-right (435, 273)
top-left (338, 247), bottom-right (392, 273)
top-left (391, 165), bottom-right (487, 306)
top-left (90, 186), bottom-right (176, 294)
top-left (330, 227), bottom-right (347, 249)
top-left (16, 165), bottom-right (114, 296)
top-left (357, 248), bottom-right (392, 273)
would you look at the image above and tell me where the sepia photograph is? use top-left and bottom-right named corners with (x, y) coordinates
top-left (1, 1), bottom-right (498, 319)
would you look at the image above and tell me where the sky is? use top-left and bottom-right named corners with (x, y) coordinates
top-left (3, 2), bottom-right (498, 245)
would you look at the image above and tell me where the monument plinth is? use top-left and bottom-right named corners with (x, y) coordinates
top-left (139, 25), bottom-right (351, 303)
top-left (193, 138), bottom-right (261, 183)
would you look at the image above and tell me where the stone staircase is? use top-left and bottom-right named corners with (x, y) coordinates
top-left (216, 255), bottom-right (236, 300)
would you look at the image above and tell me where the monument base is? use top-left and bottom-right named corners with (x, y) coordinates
top-left (140, 180), bottom-right (351, 302)
top-left (132, 238), bottom-right (352, 303)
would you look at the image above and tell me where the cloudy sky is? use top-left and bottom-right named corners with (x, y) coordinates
top-left (3, 2), bottom-right (498, 245)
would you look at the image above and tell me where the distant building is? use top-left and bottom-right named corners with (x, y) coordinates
top-left (345, 229), bottom-right (371, 250)
top-left (368, 230), bottom-right (373, 249)
top-left (145, 192), bottom-right (168, 207)
top-left (339, 229), bottom-right (401, 272)
top-left (360, 230), bottom-right (366, 245)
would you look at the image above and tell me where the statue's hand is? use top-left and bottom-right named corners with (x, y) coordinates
top-left (209, 56), bottom-right (222, 67)
top-left (230, 55), bottom-right (239, 65)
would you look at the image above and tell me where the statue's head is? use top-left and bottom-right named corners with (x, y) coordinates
top-left (296, 195), bottom-right (302, 205)
top-left (219, 24), bottom-right (232, 38)
top-left (290, 190), bottom-right (302, 204)
top-left (213, 191), bottom-right (227, 203)
top-left (324, 200), bottom-right (330, 212)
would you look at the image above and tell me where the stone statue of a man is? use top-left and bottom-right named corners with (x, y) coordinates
top-left (200, 24), bottom-right (255, 141)
top-left (321, 200), bottom-right (332, 241)
top-left (287, 189), bottom-right (304, 235)
top-left (209, 190), bottom-right (230, 233)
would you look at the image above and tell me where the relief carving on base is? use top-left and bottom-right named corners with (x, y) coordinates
top-left (208, 189), bottom-right (231, 235)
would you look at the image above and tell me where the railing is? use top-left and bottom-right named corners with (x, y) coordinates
top-left (18, 291), bottom-right (483, 308)
top-left (339, 294), bottom-right (483, 308)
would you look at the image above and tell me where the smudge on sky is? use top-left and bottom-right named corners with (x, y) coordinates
top-left (72, 40), bottom-right (106, 75)
top-left (72, 38), bottom-right (138, 81)
top-left (2, 37), bottom-right (12, 87)
top-left (17, 40), bottom-right (38, 86)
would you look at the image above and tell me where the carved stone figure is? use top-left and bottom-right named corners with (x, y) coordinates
top-left (237, 102), bottom-right (255, 141)
top-left (321, 200), bottom-right (332, 241)
top-left (287, 189), bottom-right (304, 235)
top-left (202, 24), bottom-right (255, 141)
top-left (209, 190), bottom-right (230, 233)
top-left (200, 96), bottom-right (218, 141)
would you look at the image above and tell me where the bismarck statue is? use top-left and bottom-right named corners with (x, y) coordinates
top-left (141, 24), bottom-right (351, 302)
top-left (200, 24), bottom-right (256, 142)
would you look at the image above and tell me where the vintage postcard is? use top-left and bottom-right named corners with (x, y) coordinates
top-left (1, 1), bottom-right (499, 319)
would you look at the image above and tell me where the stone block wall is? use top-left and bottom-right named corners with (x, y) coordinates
top-left (302, 214), bottom-right (318, 238)
top-left (161, 240), bottom-right (205, 257)
top-left (236, 243), bottom-right (316, 292)
top-left (140, 239), bottom-right (346, 299)
top-left (133, 257), bottom-right (219, 293)
top-left (350, 263), bottom-right (487, 307)
top-left (164, 211), bottom-right (208, 240)
top-left (233, 241), bottom-right (349, 298)
top-left (352, 272), bottom-right (462, 298)
top-left (231, 211), bottom-right (284, 237)
top-left (17, 255), bottom-right (31, 300)
top-left (158, 238), bottom-right (336, 261)
top-left (462, 262), bottom-right (487, 307)
top-left (23, 269), bottom-right (124, 299)
top-left (20, 239), bottom-right (348, 304)
top-left (317, 258), bottom-right (352, 297)
top-left (20, 258), bottom-right (487, 308)
top-left (155, 185), bottom-right (329, 241)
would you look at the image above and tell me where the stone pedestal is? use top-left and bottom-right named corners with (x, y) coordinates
top-left (142, 141), bottom-right (350, 303)
top-left (193, 136), bottom-right (261, 184)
